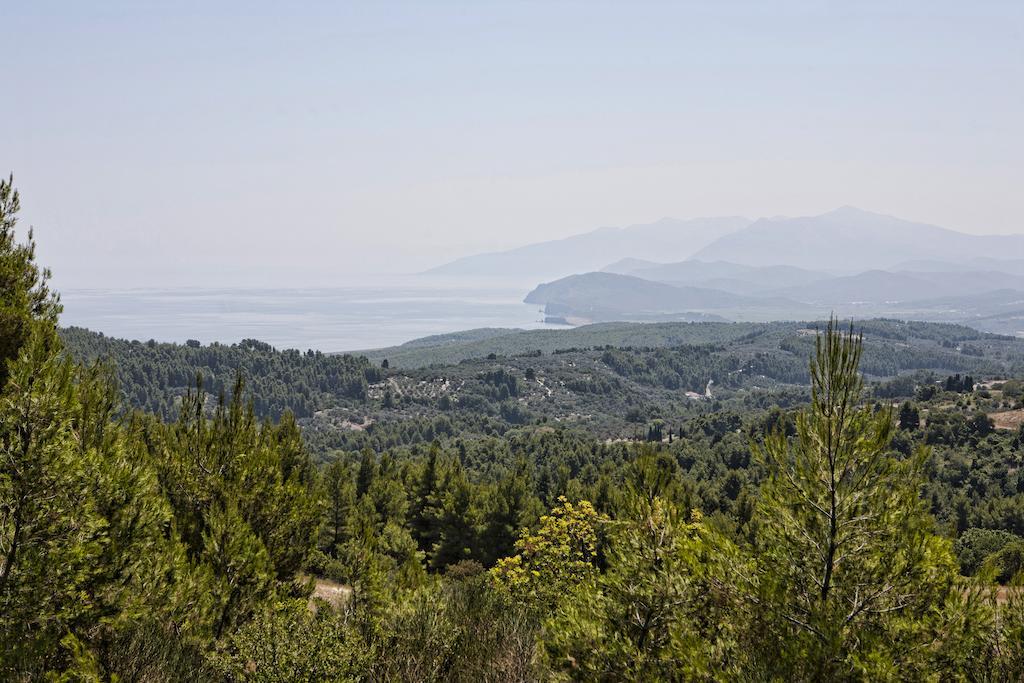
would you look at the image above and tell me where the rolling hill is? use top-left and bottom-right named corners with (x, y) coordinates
top-left (518, 268), bottom-right (1024, 336)
top-left (621, 260), bottom-right (829, 294)
top-left (350, 318), bottom-right (1024, 370)
top-left (523, 272), bottom-right (809, 322)
top-left (600, 257), bottom-right (662, 274)
top-left (769, 269), bottom-right (1024, 304)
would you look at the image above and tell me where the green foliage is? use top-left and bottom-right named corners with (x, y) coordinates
top-left (10, 175), bottom-right (1024, 678)
top-left (492, 497), bottom-right (603, 610)
top-left (371, 571), bottom-right (540, 681)
top-left (544, 500), bottom-right (747, 680)
top-left (60, 327), bottom-right (379, 419)
top-left (137, 378), bottom-right (321, 638)
top-left (429, 467), bottom-right (482, 569)
top-left (61, 316), bottom-right (1024, 460)
top-left (899, 400), bottom-right (920, 430)
top-left (1002, 379), bottom-right (1024, 402)
top-left (982, 540), bottom-right (1024, 584)
top-left (479, 460), bottom-right (544, 565)
top-left (321, 458), bottom-right (356, 555)
top-left (214, 599), bottom-right (369, 682)
top-left (1, 177), bottom-right (195, 678)
top-left (1, 329), bottom-right (107, 671)
top-left (0, 177), bottom-right (325, 677)
top-left (754, 319), bottom-right (958, 677)
top-left (955, 528), bottom-right (1021, 576)
top-left (0, 175), bottom-right (61, 389)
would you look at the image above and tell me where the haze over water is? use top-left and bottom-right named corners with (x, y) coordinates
top-left (59, 281), bottom-right (567, 352)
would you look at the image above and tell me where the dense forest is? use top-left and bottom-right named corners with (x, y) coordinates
top-left (61, 327), bottom-right (380, 420)
top-left (62, 316), bottom-right (1024, 460)
top-left (6, 174), bottom-right (1024, 680)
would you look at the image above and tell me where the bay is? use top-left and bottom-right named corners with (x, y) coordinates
top-left (58, 282), bottom-right (568, 353)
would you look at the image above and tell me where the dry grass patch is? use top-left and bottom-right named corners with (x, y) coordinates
top-left (304, 577), bottom-right (352, 612)
top-left (990, 409), bottom-right (1024, 431)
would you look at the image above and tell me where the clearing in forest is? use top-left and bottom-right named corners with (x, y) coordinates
top-left (990, 409), bottom-right (1024, 431)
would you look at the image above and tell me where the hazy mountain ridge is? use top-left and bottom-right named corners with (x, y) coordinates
top-left (691, 207), bottom-right (1024, 271)
top-left (893, 257), bottom-right (1024, 273)
top-left (625, 261), bottom-right (830, 294)
top-left (521, 269), bottom-right (1024, 336)
top-left (524, 272), bottom-right (815, 323)
top-left (524, 272), bottom-right (764, 319)
top-left (424, 216), bottom-right (751, 279)
top-left (600, 257), bottom-right (662, 274)
top-left (769, 269), bottom-right (1024, 304)
top-left (426, 207), bottom-right (1024, 282)
top-left (426, 206), bottom-right (1024, 336)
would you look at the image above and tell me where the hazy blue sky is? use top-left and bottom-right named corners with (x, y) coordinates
top-left (4, 1), bottom-right (1022, 288)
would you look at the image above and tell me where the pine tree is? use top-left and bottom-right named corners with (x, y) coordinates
top-left (480, 458), bottom-right (542, 565)
top-left (755, 319), bottom-right (957, 677)
top-left (0, 174), bottom-right (61, 389)
top-left (409, 445), bottom-right (443, 552)
top-left (898, 401), bottom-right (920, 431)
top-left (1, 177), bottom-right (179, 676)
top-left (1, 328), bottom-right (95, 669)
top-left (356, 448), bottom-right (377, 498)
top-left (430, 463), bottom-right (480, 569)
top-left (322, 458), bottom-right (355, 556)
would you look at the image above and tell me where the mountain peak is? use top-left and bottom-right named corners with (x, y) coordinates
top-left (821, 206), bottom-right (890, 220)
top-left (424, 216), bottom-right (751, 279)
top-left (691, 208), bottom-right (1024, 272)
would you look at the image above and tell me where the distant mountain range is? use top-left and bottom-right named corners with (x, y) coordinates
top-left (428, 207), bottom-right (1024, 337)
top-left (424, 216), bottom-right (750, 279)
top-left (618, 261), bottom-right (829, 295)
top-left (524, 267), bottom-right (1024, 335)
top-left (427, 207), bottom-right (1024, 280)
top-left (691, 207), bottom-right (1024, 271)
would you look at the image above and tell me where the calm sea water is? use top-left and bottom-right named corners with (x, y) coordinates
top-left (59, 284), bottom-right (567, 353)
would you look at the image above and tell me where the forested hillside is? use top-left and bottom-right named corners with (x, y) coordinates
top-left (61, 327), bottom-right (381, 419)
top-left (358, 318), bottom-right (1024, 368)
top-left (63, 318), bottom-right (1024, 459)
top-left (6, 175), bottom-right (1024, 680)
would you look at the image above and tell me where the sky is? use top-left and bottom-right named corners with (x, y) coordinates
top-left (4, 1), bottom-right (1023, 288)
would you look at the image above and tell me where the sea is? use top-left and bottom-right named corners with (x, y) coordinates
top-left (58, 281), bottom-right (569, 353)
